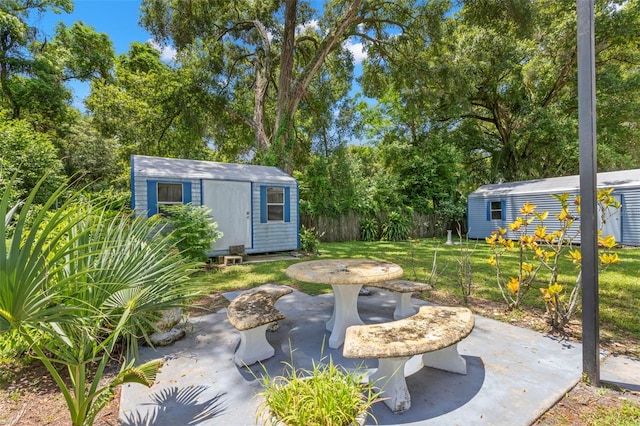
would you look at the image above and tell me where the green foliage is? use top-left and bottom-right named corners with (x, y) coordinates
top-left (361, 0), bottom-right (640, 184)
top-left (359, 217), bottom-right (379, 242)
top-left (160, 203), bottom-right (222, 262)
top-left (0, 177), bottom-right (205, 426)
top-left (381, 211), bottom-right (411, 242)
top-left (299, 225), bottom-right (321, 255)
top-left (257, 353), bottom-right (381, 426)
top-left (0, 119), bottom-right (65, 204)
top-left (588, 400), bottom-right (640, 426)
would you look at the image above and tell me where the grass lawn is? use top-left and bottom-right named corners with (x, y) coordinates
top-left (204, 238), bottom-right (640, 349)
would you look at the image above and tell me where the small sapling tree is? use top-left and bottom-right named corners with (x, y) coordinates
top-left (486, 189), bottom-right (621, 330)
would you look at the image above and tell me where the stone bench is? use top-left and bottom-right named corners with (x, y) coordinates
top-left (367, 279), bottom-right (433, 319)
top-left (227, 284), bottom-right (293, 366)
top-left (343, 306), bottom-right (474, 413)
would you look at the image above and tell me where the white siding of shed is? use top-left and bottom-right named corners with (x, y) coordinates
top-left (621, 189), bottom-right (640, 246)
top-left (468, 169), bottom-right (640, 246)
top-left (133, 176), bottom-right (200, 217)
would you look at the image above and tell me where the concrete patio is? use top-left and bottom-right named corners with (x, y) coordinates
top-left (118, 287), bottom-right (631, 425)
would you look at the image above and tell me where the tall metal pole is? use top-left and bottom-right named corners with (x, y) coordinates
top-left (577, 0), bottom-right (600, 386)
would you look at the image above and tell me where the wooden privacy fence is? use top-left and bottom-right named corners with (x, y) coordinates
top-left (300, 212), bottom-right (466, 243)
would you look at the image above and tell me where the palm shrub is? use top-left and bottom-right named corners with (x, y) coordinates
top-left (0, 178), bottom-right (205, 426)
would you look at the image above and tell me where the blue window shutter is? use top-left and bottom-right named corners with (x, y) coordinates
top-left (183, 182), bottom-right (192, 204)
top-left (147, 180), bottom-right (157, 217)
top-left (260, 186), bottom-right (267, 223)
top-left (486, 201), bottom-right (491, 221)
top-left (284, 187), bottom-right (291, 222)
top-left (501, 200), bottom-right (506, 221)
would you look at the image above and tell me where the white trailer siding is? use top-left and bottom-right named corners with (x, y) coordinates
top-left (467, 169), bottom-right (640, 246)
top-left (131, 155), bottom-right (299, 256)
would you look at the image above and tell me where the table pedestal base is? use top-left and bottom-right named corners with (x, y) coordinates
top-left (326, 284), bottom-right (364, 348)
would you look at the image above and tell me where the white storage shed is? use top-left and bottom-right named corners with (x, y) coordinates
top-left (131, 155), bottom-right (299, 256)
top-left (467, 169), bottom-right (640, 246)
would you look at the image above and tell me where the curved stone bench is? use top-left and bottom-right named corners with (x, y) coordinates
top-left (367, 279), bottom-right (433, 319)
top-left (343, 306), bottom-right (474, 413)
top-left (227, 284), bottom-right (293, 366)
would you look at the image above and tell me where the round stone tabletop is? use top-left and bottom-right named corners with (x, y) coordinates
top-left (285, 258), bottom-right (403, 285)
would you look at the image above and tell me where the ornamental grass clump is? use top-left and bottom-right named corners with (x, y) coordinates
top-left (257, 355), bottom-right (382, 426)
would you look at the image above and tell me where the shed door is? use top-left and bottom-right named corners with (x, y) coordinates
top-left (600, 195), bottom-right (622, 243)
top-left (202, 180), bottom-right (252, 252)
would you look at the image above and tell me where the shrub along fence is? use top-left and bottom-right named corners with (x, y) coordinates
top-left (300, 212), bottom-right (466, 243)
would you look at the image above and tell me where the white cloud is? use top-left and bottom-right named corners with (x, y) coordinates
top-left (147, 39), bottom-right (177, 62)
top-left (344, 37), bottom-right (366, 63)
top-left (297, 19), bottom-right (320, 34)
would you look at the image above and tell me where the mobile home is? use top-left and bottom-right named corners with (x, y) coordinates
top-left (467, 169), bottom-right (640, 245)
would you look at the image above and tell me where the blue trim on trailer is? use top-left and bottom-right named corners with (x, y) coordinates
top-left (199, 179), bottom-right (203, 207)
top-left (147, 180), bottom-right (157, 217)
top-left (260, 186), bottom-right (268, 223)
top-left (183, 182), bottom-right (192, 204)
top-left (284, 187), bottom-right (291, 222)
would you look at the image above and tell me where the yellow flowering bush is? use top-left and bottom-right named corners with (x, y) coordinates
top-left (486, 189), bottom-right (621, 330)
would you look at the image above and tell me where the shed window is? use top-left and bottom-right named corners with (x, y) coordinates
top-left (158, 182), bottom-right (183, 203)
top-left (267, 187), bottom-right (284, 221)
top-left (490, 201), bottom-right (503, 220)
top-left (157, 182), bottom-right (183, 212)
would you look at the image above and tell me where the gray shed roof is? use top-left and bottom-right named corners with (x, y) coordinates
top-left (132, 155), bottom-right (295, 183)
top-left (472, 169), bottom-right (640, 197)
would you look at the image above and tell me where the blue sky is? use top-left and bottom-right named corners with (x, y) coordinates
top-left (33, 0), bottom-right (366, 108)
top-left (35, 0), bottom-right (151, 56)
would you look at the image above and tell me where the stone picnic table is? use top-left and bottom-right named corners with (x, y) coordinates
top-left (285, 258), bottom-right (403, 348)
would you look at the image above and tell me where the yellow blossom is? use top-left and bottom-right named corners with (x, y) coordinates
top-left (498, 227), bottom-right (507, 236)
top-left (600, 252), bottom-right (620, 265)
top-left (509, 218), bottom-right (523, 231)
top-left (534, 225), bottom-right (547, 239)
top-left (507, 277), bottom-right (520, 294)
top-left (486, 235), bottom-right (497, 245)
top-left (521, 235), bottom-right (535, 246)
top-left (521, 262), bottom-right (534, 274)
top-left (520, 201), bottom-right (537, 216)
top-left (567, 249), bottom-right (582, 264)
top-left (598, 235), bottom-right (617, 249)
top-left (535, 211), bottom-right (549, 221)
top-left (556, 209), bottom-right (569, 221)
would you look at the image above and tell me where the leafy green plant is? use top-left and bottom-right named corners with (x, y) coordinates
top-left (160, 203), bottom-right (222, 262)
top-left (381, 211), bottom-right (410, 241)
top-left (359, 217), bottom-right (379, 242)
top-left (486, 189), bottom-right (621, 330)
top-left (299, 225), bottom-right (321, 254)
top-left (256, 354), bottom-right (381, 426)
top-left (0, 178), bottom-right (205, 426)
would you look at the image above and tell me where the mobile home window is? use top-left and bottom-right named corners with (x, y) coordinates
top-left (157, 182), bottom-right (183, 208)
top-left (267, 187), bottom-right (284, 221)
top-left (490, 201), bottom-right (503, 220)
